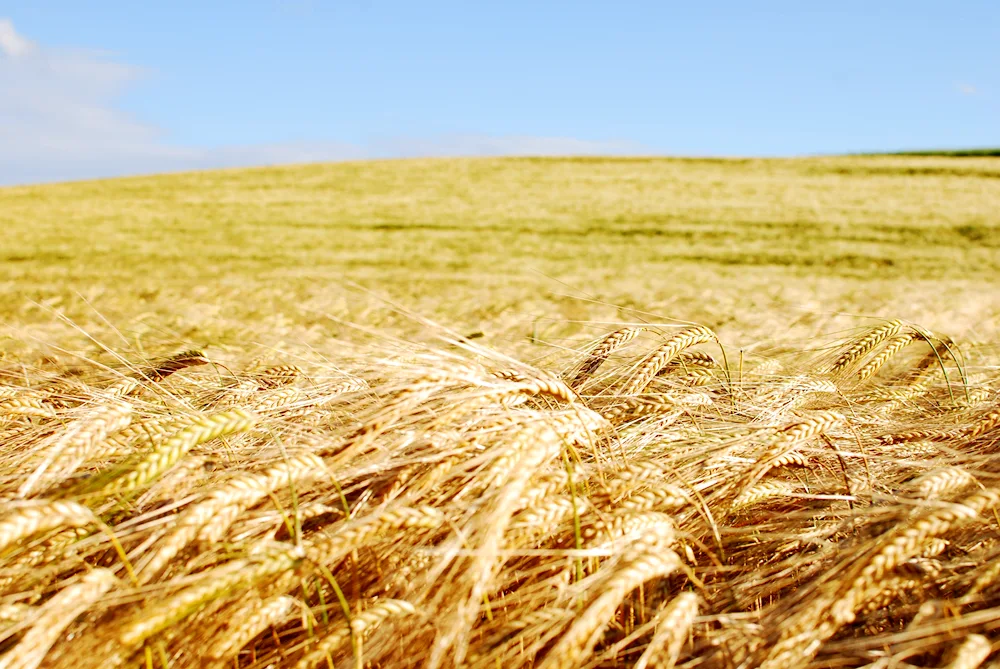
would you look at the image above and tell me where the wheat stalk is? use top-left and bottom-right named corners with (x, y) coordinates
top-left (293, 598), bottom-right (417, 669)
top-left (251, 387), bottom-right (304, 412)
top-left (305, 505), bottom-right (444, 567)
top-left (831, 489), bottom-right (1000, 624)
top-left (581, 511), bottom-right (675, 553)
top-left (92, 409), bottom-right (257, 497)
top-left (734, 411), bottom-right (843, 496)
top-left (0, 397), bottom-right (55, 419)
top-left (731, 480), bottom-right (798, 511)
top-left (538, 550), bottom-right (682, 669)
top-left (909, 466), bottom-right (976, 500)
top-left (633, 592), bottom-right (699, 669)
top-left (139, 349), bottom-right (208, 381)
top-left (138, 452), bottom-right (325, 582)
top-left (569, 327), bottom-right (648, 388)
top-left (856, 332), bottom-right (916, 381)
top-left (671, 350), bottom-right (716, 369)
top-left (829, 319), bottom-right (904, 373)
top-left (610, 484), bottom-right (690, 513)
top-left (510, 495), bottom-right (591, 543)
top-left (119, 545), bottom-right (304, 649)
top-left (17, 403), bottom-right (132, 497)
top-left (0, 501), bottom-right (95, 555)
top-left (964, 407), bottom-right (1000, 440)
top-left (621, 326), bottom-right (717, 396)
top-left (255, 364), bottom-right (304, 388)
top-left (0, 569), bottom-right (115, 669)
top-left (206, 595), bottom-right (297, 664)
top-left (1, 314), bottom-right (999, 669)
top-left (942, 634), bottom-right (992, 669)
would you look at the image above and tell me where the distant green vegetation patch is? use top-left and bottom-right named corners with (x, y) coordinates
top-left (870, 148), bottom-right (1000, 157)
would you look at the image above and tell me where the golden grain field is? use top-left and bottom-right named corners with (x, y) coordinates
top-left (1, 156), bottom-right (999, 668)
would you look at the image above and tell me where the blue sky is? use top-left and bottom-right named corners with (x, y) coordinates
top-left (1, 1), bottom-right (997, 184)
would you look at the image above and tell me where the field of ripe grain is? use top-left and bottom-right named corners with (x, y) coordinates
top-left (1, 156), bottom-right (999, 669)
top-left (2, 156), bottom-right (999, 349)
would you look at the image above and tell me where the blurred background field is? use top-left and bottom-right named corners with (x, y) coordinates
top-left (1, 154), bottom-right (999, 359)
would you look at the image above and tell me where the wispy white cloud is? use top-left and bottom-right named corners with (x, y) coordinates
top-left (0, 18), bottom-right (185, 183)
top-left (0, 19), bottom-right (367, 184)
top-left (0, 18), bottom-right (33, 57)
top-left (0, 19), bottom-right (644, 186)
top-left (957, 83), bottom-right (979, 96)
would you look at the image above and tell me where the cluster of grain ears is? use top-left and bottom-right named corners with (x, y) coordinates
top-left (0, 317), bottom-right (998, 668)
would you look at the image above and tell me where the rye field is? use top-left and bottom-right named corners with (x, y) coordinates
top-left (0, 156), bottom-right (999, 669)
